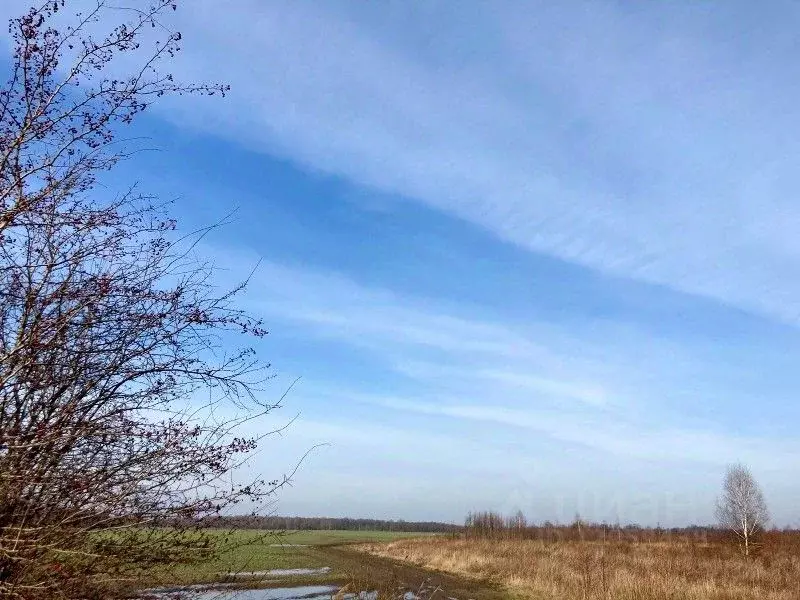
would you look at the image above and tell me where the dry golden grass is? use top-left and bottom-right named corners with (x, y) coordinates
top-left (358, 537), bottom-right (800, 600)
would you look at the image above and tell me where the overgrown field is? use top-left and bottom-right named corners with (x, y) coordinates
top-left (358, 536), bottom-right (800, 600)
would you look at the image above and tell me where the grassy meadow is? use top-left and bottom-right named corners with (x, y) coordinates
top-left (357, 536), bottom-right (800, 600)
top-left (139, 529), bottom-right (430, 587)
top-left (137, 529), bottom-right (510, 600)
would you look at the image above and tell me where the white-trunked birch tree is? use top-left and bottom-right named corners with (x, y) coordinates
top-left (715, 463), bottom-right (770, 557)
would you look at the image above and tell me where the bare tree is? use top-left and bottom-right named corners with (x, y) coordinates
top-left (715, 463), bottom-right (770, 557)
top-left (0, 2), bottom-right (286, 598)
top-left (507, 510), bottom-right (527, 538)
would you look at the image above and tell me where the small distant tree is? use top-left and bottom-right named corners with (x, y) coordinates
top-left (507, 510), bottom-right (527, 538)
top-left (571, 513), bottom-right (586, 541)
top-left (715, 463), bottom-right (770, 557)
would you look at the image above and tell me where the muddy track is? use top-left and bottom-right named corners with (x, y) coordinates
top-left (317, 545), bottom-right (510, 600)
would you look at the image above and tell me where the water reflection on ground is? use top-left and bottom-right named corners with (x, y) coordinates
top-left (141, 571), bottom-right (448, 600)
top-left (226, 568), bottom-right (332, 578)
top-left (190, 585), bottom-right (340, 600)
top-left (141, 584), bottom-right (442, 600)
top-left (142, 585), bottom-right (341, 600)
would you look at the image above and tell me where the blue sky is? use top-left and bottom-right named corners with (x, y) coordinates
top-left (5, 1), bottom-right (800, 526)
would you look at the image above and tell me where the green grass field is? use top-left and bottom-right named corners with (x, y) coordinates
top-left (142, 529), bottom-right (431, 587)
top-left (266, 530), bottom-right (427, 545)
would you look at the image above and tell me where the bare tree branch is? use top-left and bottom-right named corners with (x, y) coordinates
top-left (0, 2), bottom-right (282, 598)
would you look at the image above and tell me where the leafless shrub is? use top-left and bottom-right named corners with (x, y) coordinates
top-left (0, 2), bottom-right (284, 597)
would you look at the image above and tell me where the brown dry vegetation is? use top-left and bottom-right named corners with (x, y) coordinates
top-left (358, 536), bottom-right (800, 600)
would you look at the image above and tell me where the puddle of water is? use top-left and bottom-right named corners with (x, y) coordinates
top-left (141, 584), bottom-right (450, 600)
top-left (202, 585), bottom-right (338, 600)
top-left (226, 567), bottom-right (331, 578)
top-left (141, 584), bottom-right (339, 600)
top-left (268, 568), bottom-right (331, 576)
top-left (141, 574), bottom-right (450, 600)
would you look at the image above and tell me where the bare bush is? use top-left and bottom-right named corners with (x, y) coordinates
top-left (0, 2), bottom-right (283, 597)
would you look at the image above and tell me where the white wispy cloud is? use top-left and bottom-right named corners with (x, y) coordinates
top-left (392, 363), bottom-right (608, 407)
top-left (4, 1), bottom-right (800, 523)
top-left (365, 396), bottom-right (800, 468)
top-left (227, 251), bottom-right (800, 522)
top-left (209, 252), bottom-right (800, 474)
top-left (237, 260), bottom-right (551, 363)
top-left (134, 0), bottom-right (800, 326)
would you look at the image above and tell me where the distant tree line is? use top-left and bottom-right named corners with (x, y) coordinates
top-left (463, 510), bottom-right (800, 553)
top-left (466, 465), bottom-right (782, 556)
top-left (465, 510), bottom-right (722, 543)
top-left (203, 515), bottom-right (462, 533)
